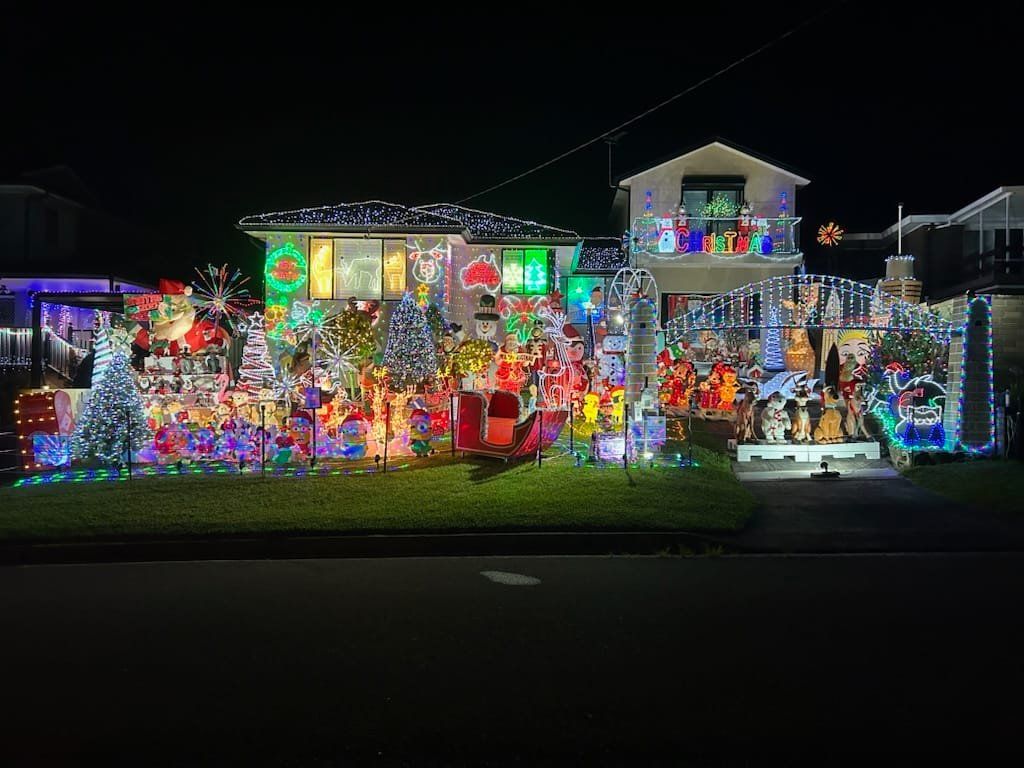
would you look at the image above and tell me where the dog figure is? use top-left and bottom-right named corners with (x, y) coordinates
top-left (734, 388), bottom-right (756, 443)
top-left (791, 385), bottom-right (812, 442)
top-left (844, 385), bottom-right (871, 440)
top-left (813, 386), bottom-right (845, 444)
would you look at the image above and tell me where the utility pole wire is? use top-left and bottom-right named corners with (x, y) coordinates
top-left (455, 1), bottom-right (847, 205)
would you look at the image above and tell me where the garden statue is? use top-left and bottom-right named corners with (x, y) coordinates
top-left (734, 388), bottom-right (756, 443)
top-left (813, 386), bottom-right (845, 443)
top-left (837, 352), bottom-right (861, 401)
top-left (791, 385), bottom-right (812, 442)
top-left (844, 384), bottom-right (871, 440)
top-left (761, 391), bottom-right (791, 442)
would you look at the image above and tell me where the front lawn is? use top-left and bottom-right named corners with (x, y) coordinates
top-left (0, 448), bottom-right (754, 542)
top-left (904, 459), bottom-right (1024, 514)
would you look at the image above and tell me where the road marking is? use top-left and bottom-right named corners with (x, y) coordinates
top-left (480, 570), bottom-right (541, 586)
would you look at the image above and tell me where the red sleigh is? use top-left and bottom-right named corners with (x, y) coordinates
top-left (455, 390), bottom-right (567, 460)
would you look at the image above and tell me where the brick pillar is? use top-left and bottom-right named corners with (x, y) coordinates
top-left (958, 296), bottom-right (994, 451)
top-left (943, 296), bottom-right (966, 442)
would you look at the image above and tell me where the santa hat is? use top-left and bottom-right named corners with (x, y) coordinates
top-left (563, 324), bottom-right (584, 345)
top-left (474, 294), bottom-right (499, 321)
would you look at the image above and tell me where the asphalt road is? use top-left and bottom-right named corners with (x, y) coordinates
top-left (2, 554), bottom-right (1022, 763)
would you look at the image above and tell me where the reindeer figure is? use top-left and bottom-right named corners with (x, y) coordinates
top-left (536, 303), bottom-right (572, 410)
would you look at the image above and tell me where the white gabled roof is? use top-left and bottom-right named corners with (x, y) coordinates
top-left (618, 140), bottom-right (812, 187)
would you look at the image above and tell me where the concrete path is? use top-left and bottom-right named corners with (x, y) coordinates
top-left (731, 476), bottom-right (1024, 552)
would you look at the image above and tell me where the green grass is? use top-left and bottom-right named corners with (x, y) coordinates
top-left (0, 448), bottom-right (754, 542)
top-left (904, 459), bottom-right (1024, 514)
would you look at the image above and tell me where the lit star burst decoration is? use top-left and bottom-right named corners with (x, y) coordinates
top-left (317, 337), bottom-right (360, 392)
top-left (817, 221), bottom-right (844, 247)
top-left (290, 300), bottom-right (336, 344)
top-left (191, 264), bottom-right (251, 334)
top-left (272, 369), bottom-right (313, 402)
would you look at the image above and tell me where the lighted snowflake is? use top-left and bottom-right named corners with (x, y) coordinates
top-left (272, 369), bottom-right (312, 401)
top-left (317, 337), bottom-right (360, 392)
top-left (192, 263), bottom-right (251, 333)
top-left (817, 221), bottom-right (844, 247)
top-left (290, 300), bottom-right (335, 344)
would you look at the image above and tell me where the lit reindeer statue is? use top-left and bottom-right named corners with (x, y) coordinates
top-left (536, 302), bottom-right (574, 411)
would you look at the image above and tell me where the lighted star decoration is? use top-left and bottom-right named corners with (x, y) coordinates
top-left (191, 263), bottom-right (251, 334)
top-left (415, 282), bottom-right (432, 309)
top-left (817, 221), bottom-right (844, 247)
top-left (500, 295), bottom-right (550, 343)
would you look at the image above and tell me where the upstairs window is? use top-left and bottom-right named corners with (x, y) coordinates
top-left (680, 176), bottom-right (745, 217)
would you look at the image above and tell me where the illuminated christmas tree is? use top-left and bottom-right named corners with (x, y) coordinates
top-left (91, 323), bottom-right (113, 387)
top-left (763, 305), bottom-right (784, 371)
top-left (325, 303), bottom-right (377, 362)
top-left (238, 313), bottom-right (274, 390)
top-left (71, 351), bottom-right (153, 466)
top-left (382, 293), bottom-right (438, 388)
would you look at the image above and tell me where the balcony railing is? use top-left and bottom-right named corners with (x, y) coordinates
top-left (0, 327), bottom-right (32, 369)
top-left (44, 329), bottom-right (89, 381)
top-left (631, 215), bottom-right (802, 259)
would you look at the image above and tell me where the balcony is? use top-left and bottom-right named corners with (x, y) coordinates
top-left (630, 215), bottom-right (802, 260)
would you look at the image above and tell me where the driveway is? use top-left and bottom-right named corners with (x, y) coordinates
top-left (731, 476), bottom-right (1024, 552)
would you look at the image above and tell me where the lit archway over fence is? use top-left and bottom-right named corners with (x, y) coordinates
top-left (663, 274), bottom-right (958, 343)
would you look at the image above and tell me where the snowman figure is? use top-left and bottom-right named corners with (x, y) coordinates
top-left (474, 295), bottom-right (500, 349)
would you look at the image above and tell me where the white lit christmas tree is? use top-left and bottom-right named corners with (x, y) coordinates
top-left (382, 292), bottom-right (438, 388)
top-left (71, 351), bottom-right (153, 466)
top-left (91, 322), bottom-right (113, 387)
top-left (237, 313), bottom-right (275, 390)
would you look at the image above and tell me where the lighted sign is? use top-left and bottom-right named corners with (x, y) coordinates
top-left (123, 294), bottom-right (166, 323)
top-left (631, 216), bottom-right (773, 256)
top-left (309, 238), bottom-right (334, 299)
top-left (382, 240), bottom-right (406, 299)
top-left (501, 249), bottom-right (549, 295)
top-left (266, 242), bottom-right (308, 294)
top-left (335, 239), bottom-right (382, 299)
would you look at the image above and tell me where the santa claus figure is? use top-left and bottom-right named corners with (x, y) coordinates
top-left (737, 203), bottom-right (755, 237)
top-left (494, 333), bottom-right (527, 394)
top-left (563, 323), bottom-right (590, 402)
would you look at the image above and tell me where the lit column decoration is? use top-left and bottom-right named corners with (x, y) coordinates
top-left (956, 295), bottom-right (995, 454)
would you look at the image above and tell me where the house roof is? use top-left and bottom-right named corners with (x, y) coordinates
top-left (415, 203), bottom-right (579, 243)
top-left (572, 238), bottom-right (629, 274)
top-left (617, 137), bottom-right (812, 187)
top-left (238, 201), bottom-right (580, 244)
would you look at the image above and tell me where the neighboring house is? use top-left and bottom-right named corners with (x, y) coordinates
top-left (615, 138), bottom-right (810, 318)
top-left (0, 167), bottom-right (155, 393)
top-left (840, 187), bottom-right (1024, 391)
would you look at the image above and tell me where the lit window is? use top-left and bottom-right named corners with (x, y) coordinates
top-left (501, 248), bottom-right (550, 295)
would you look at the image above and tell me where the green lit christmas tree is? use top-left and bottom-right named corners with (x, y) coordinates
top-left (382, 293), bottom-right (438, 388)
top-left (71, 351), bottom-right (153, 466)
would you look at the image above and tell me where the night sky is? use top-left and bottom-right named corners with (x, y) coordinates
top-left (4, 1), bottom-right (1021, 285)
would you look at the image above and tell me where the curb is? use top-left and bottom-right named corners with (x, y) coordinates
top-left (0, 530), bottom-right (731, 567)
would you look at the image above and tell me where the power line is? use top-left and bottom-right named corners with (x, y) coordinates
top-left (456, 1), bottom-right (847, 205)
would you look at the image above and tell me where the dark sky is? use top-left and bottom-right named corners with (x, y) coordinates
top-left (4, 1), bottom-right (1022, 283)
